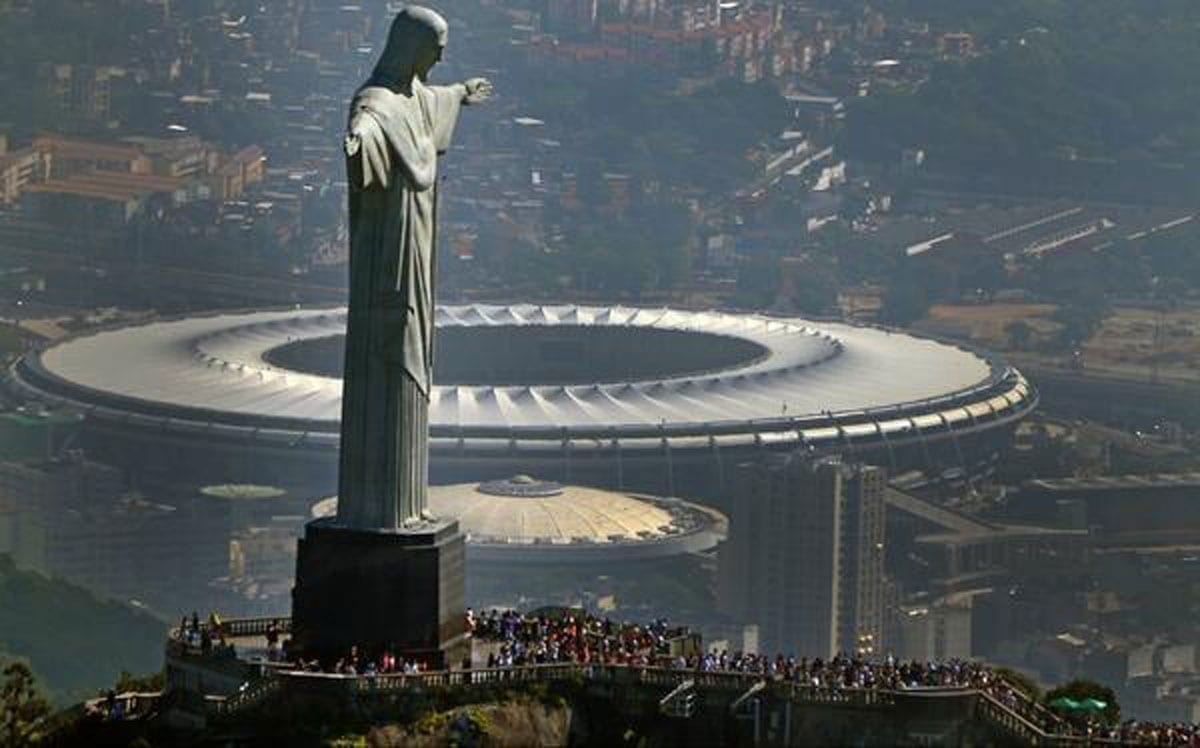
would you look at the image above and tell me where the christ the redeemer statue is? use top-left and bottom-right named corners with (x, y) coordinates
top-left (336, 6), bottom-right (491, 530)
top-left (292, 5), bottom-right (486, 666)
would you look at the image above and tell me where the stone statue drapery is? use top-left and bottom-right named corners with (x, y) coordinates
top-left (335, 7), bottom-right (490, 530)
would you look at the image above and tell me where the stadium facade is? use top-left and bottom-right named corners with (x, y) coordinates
top-left (4, 304), bottom-right (1036, 507)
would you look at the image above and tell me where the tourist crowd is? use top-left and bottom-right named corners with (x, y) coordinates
top-left (173, 608), bottom-right (1198, 744)
top-left (467, 608), bottom-right (1199, 746)
top-left (1091, 722), bottom-right (1200, 746)
top-left (175, 611), bottom-right (236, 658)
top-left (287, 643), bottom-right (436, 677)
top-left (468, 608), bottom-right (1003, 693)
top-left (469, 607), bottom-right (684, 668)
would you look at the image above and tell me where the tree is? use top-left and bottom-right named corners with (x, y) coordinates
top-left (734, 252), bottom-right (782, 309)
top-left (114, 670), bottom-right (165, 695)
top-left (1044, 678), bottom-right (1120, 725)
top-left (781, 259), bottom-right (839, 316)
top-left (0, 555), bottom-right (165, 704)
top-left (993, 666), bottom-right (1041, 701)
top-left (1, 661), bottom-right (50, 748)
top-left (879, 281), bottom-right (930, 326)
top-left (1004, 320), bottom-right (1034, 350)
top-left (1053, 302), bottom-right (1107, 347)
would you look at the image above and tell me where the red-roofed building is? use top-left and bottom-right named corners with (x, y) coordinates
top-left (8, 134), bottom-right (265, 216)
top-left (33, 134), bottom-right (151, 179)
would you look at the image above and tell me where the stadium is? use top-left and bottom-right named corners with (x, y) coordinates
top-left (4, 304), bottom-right (1036, 506)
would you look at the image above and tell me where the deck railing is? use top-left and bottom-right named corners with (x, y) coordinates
top-left (172, 616), bottom-right (291, 642)
top-left (179, 618), bottom-right (1128, 743)
top-left (83, 691), bottom-right (163, 721)
top-left (206, 663), bottom-right (984, 719)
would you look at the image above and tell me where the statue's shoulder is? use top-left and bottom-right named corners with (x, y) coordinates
top-left (352, 85), bottom-right (395, 112)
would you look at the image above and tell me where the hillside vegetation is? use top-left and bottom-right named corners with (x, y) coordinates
top-left (0, 555), bottom-right (165, 705)
top-left (845, 1), bottom-right (1200, 172)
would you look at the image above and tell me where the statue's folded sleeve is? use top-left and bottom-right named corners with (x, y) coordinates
top-left (346, 109), bottom-right (392, 191)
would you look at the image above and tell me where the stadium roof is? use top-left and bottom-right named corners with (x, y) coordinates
top-left (10, 304), bottom-right (1034, 452)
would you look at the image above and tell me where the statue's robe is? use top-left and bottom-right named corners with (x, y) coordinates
top-left (337, 79), bottom-right (462, 530)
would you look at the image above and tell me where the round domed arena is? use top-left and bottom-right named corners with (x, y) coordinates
top-left (313, 476), bottom-right (725, 563)
top-left (310, 476), bottom-right (728, 610)
top-left (4, 304), bottom-right (1036, 505)
top-left (197, 484), bottom-right (296, 529)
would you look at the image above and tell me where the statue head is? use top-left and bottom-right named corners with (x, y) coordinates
top-left (374, 6), bottom-right (449, 86)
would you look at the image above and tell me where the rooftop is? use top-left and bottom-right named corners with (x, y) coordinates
top-left (311, 478), bottom-right (727, 561)
top-left (1026, 473), bottom-right (1200, 492)
top-left (26, 170), bottom-right (184, 202)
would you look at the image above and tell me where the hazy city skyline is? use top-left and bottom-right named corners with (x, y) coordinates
top-left (2, 1), bottom-right (1200, 743)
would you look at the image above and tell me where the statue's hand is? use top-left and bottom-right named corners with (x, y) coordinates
top-left (462, 77), bottom-right (493, 105)
top-left (345, 111), bottom-right (372, 156)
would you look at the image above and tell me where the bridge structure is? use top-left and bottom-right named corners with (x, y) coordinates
top-left (143, 616), bottom-right (1127, 746)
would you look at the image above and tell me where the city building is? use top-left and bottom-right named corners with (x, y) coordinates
top-left (938, 32), bottom-right (976, 59)
top-left (0, 147), bottom-right (45, 204)
top-left (720, 455), bottom-right (886, 658)
top-left (38, 63), bottom-right (131, 122)
top-left (0, 451), bottom-right (122, 529)
top-left (3, 134), bottom-right (265, 215)
top-left (1013, 473), bottom-right (1200, 547)
top-left (34, 134), bottom-right (151, 179)
top-left (884, 483), bottom-right (1091, 595)
top-left (0, 441), bottom-right (232, 614)
top-left (542, 0), bottom-right (599, 35)
top-left (0, 408), bottom-right (82, 462)
top-left (24, 170), bottom-right (188, 226)
top-left (229, 521), bottom-right (305, 583)
top-left (208, 145), bottom-right (266, 201)
top-left (527, 1), bottom-right (797, 81)
top-left (894, 595), bottom-right (973, 661)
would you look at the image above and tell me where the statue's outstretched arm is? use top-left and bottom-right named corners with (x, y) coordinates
top-left (423, 79), bottom-right (492, 156)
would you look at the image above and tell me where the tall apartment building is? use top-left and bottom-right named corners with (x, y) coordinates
top-left (0, 451), bottom-right (230, 613)
top-left (720, 455), bottom-right (886, 658)
top-left (39, 64), bottom-right (130, 122)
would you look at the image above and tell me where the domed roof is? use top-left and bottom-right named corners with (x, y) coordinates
top-left (477, 475), bottom-right (564, 498)
top-left (311, 478), bottom-right (726, 562)
top-left (432, 479), bottom-right (676, 544)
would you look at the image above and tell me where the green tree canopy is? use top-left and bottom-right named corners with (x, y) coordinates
top-left (842, 1), bottom-right (1200, 167)
top-left (0, 556), bottom-right (165, 705)
top-left (1, 661), bottom-right (50, 748)
top-left (993, 666), bottom-right (1041, 701)
top-left (1044, 679), bottom-right (1120, 725)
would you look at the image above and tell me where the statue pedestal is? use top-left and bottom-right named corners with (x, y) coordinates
top-left (291, 517), bottom-right (467, 669)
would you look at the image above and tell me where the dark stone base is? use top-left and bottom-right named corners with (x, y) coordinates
top-left (291, 517), bottom-right (467, 669)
